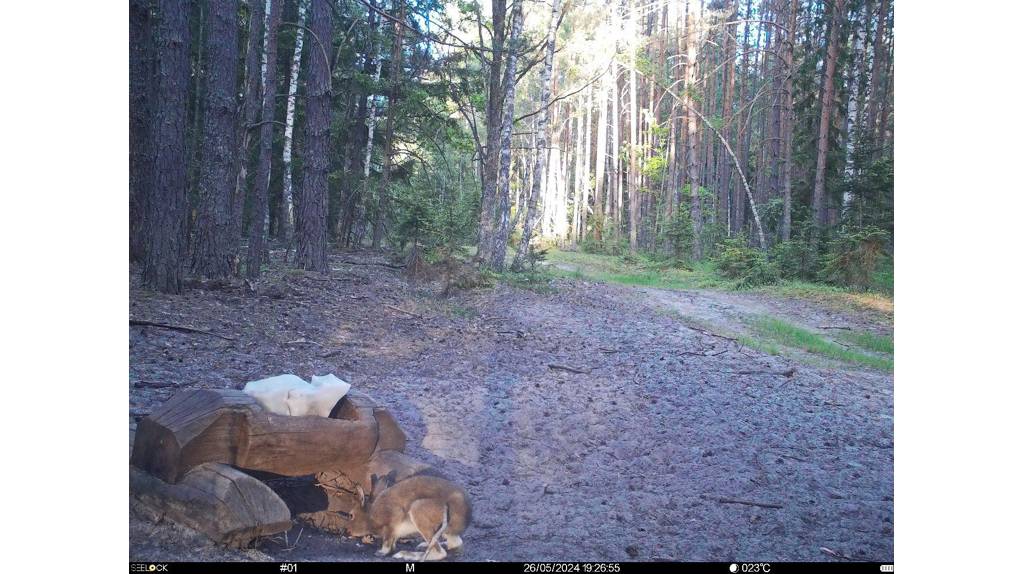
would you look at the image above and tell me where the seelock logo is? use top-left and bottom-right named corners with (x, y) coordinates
top-left (129, 564), bottom-right (169, 572)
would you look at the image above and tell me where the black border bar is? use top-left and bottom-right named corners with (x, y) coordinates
top-left (130, 562), bottom-right (893, 573)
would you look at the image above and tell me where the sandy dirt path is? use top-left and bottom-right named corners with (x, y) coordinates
top-left (130, 253), bottom-right (893, 562)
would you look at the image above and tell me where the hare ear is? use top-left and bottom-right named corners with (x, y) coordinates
top-left (356, 485), bottom-right (366, 508)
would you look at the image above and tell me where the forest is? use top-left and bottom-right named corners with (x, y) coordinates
top-left (129, 0), bottom-right (895, 564)
top-left (129, 0), bottom-right (893, 293)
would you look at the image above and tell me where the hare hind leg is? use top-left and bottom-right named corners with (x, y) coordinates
top-left (398, 500), bottom-right (448, 561)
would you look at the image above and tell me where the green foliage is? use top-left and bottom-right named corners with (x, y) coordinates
top-left (819, 227), bottom-right (890, 290)
top-left (770, 239), bottom-right (819, 280)
top-left (664, 209), bottom-right (694, 261)
top-left (714, 238), bottom-right (780, 287)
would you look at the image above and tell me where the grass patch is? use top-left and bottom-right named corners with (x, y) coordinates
top-left (496, 270), bottom-right (558, 294)
top-left (750, 315), bottom-right (893, 371)
top-left (737, 334), bottom-right (782, 356)
top-left (838, 330), bottom-right (894, 354)
top-left (545, 250), bottom-right (730, 290)
top-left (445, 302), bottom-right (479, 318)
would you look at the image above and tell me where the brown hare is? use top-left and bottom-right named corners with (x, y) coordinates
top-left (352, 475), bottom-right (471, 561)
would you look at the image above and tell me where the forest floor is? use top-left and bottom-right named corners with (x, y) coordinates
top-left (129, 248), bottom-right (894, 562)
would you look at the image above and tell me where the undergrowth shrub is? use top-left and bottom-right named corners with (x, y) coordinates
top-left (714, 238), bottom-right (779, 287)
top-left (819, 227), bottom-right (889, 290)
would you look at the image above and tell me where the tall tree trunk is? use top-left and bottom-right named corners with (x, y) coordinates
top-left (864, 0), bottom-right (889, 160)
top-left (143, 0), bottom-right (190, 293)
top-left (191, 0), bottom-right (240, 280)
top-left (476, 0), bottom-right (507, 264)
top-left (780, 0), bottom-right (797, 241)
top-left (490, 0), bottom-right (524, 270)
top-left (716, 0), bottom-right (737, 232)
top-left (581, 84), bottom-right (593, 243)
top-left (295, 0), bottom-right (332, 272)
top-left (611, 60), bottom-right (622, 235)
top-left (233, 0), bottom-right (265, 263)
top-left (373, 0), bottom-right (407, 249)
top-left (593, 68), bottom-right (608, 241)
top-left (684, 0), bottom-right (702, 260)
top-left (627, 0), bottom-right (640, 254)
top-left (358, 11), bottom-right (386, 248)
top-left (130, 0), bottom-right (154, 263)
top-left (246, 0), bottom-right (283, 279)
top-left (512, 0), bottom-right (561, 270)
top-left (731, 0), bottom-right (752, 236)
top-left (280, 0), bottom-right (306, 254)
top-left (811, 0), bottom-right (845, 241)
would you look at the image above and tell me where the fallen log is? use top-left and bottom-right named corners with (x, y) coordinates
top-left (129, 462), bottom-right (291, 548)
top-left (131, 389), bottom-right (379, 483)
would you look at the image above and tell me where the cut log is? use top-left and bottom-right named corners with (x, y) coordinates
top-left (129, 462), bottom-right (291, 547)
top-left (131, 389), bottom-right (378, 482)
top-left (329, 389), bottom-right (407, 452)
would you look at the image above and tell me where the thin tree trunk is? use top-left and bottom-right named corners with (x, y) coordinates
top-left (245, 0), bottom-right (283, 279)
top-left (593, 68), bottom-right (608, 241)
top-left (143, 0), bottom-right (191, 293)
top-left (374, 0), bottom-right (407, 248)
top-left (280, 0), bottom-right (306, 254)
top-left (358, 13), bottom-right (386, 248)
top-left (685, 0), bottom-right (702, 260)
top-left (191, 0), bottom-right (240, 280)
top-left (233, 0), bottom-right (265, 263)
top-left (780, 0), bottom-right (797, 241)
top-left (716, 0), bottom-right (737, 232)
top-left (581, 84), bottom-right (592, 243)
top-left (811, 0), bottom-right (845, 241)
top-left (295, 0), bottom-right (332, 272)
top-left (513, 0), bottom-right (561, 270)
top-left (627, 0), bottom-right (640, 253)
top-left (731, 0), bottom-right (752, 236)
top-left (864, 0), bottom-right (889, 160)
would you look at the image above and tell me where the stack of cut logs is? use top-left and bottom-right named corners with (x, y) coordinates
top-left (130, 388), bottom-right (437, 548)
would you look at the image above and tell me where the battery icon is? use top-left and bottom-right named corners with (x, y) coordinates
top-left (880, 566), bottom-right (894, 572)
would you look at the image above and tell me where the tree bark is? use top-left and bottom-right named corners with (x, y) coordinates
top-left (512, 0), bottom-right (561, 270)
top-left (476, 0), bottom-right (507, 265)
top-left (295, 0), bottom-right (332, 272)
top-left (191, 0), bottom-right (240, 280)
top-left (142, 0), bottom-right (190, 293)
top-left (130, 0), bottom-right (154, 263)
top-left (684, 0), bottom-right (702, 260)
top-left (593, 68), bottom-right (608, 241)
top-left (233, 0), bottom-right (266, 262)
top-left (373, 0), bottom-right (407, 249)
top-left (811, 0), bottom-right (845, 240)
top-left (246, 0), bottom-right (283, 279)
top-left (627, 0), bottom-right (640, 254)
top-left (864, 0), bottom-right (889, 159)
top-left (280, 0), bottom-right (307, 254)
top-left (490, 0), bottom-right (525, 271)
top-left (779, 0), bottom-right (797, 241)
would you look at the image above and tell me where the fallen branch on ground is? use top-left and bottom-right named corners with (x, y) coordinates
top-left (384, 304), bottom-right (423, 319)
top-left (548, 363), bottom-right (591, 374)
top-left (730, 367), bottom-right (797, 377)
top-left (714, 497), bottom-right (783, 509)
top-left (129, 319), bottom-right (236, 341)
top-left (338, 259), bottom-right (405, 269)
top-left (819, 325), bottom-right (853, 330)
top-left (133, 381), bottom-right (176, 389)
top-left (820, 547), bottom-right (853, 560)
